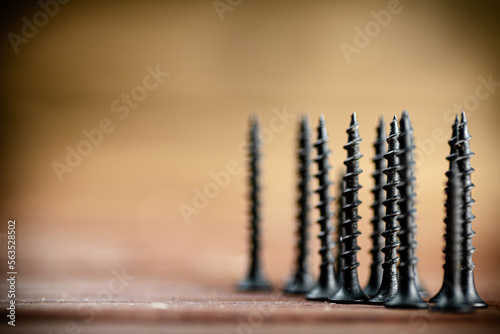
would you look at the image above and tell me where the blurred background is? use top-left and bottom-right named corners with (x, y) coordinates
top-left (0, 0), bottom-right (499, 301)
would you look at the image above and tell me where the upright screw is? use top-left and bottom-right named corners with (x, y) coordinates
top-left (386, 111), bottom-right (427, 309)
top-left (430, 115), bottom-right (460, 304)
top-left (335, 173), bottom-right (345, 285)
top-left (455, 111), bottom-right (487, 308)
top-left (368, 116), bottom-right (401, 305)
top-left (405, 113), bottom-right (428, 298)
top-left (364, 116), bottom-right (386, 297)
top-left (284, 116), bottom-right (314, 294)
top-left (329, 112), bottom-right (368, 304)
top-left (237, 116), bottom-right (272, 291)
top-left (430, 119), bottom-right (473, 313)
top-left (306, 115), bottom-right (338, 300)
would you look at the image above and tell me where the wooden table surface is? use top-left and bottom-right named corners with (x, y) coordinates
top-left (1, 254), bottom-right (499, 334)
top-left (3, 286), bottom-right (500, 334)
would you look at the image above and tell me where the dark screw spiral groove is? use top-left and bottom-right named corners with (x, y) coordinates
top-left (306, 115), bottom-right (338, 300)
top-left (284, 116), bottom-right (314, 294)
top-left (237, 116), bottom-right (272, 291)
top-left (455, 112), bottom-right (487, 308)
top-left (368, 116), bottom-right (401, 305)
top-left (386, 111), bottom-right (427, 309)
top-left (329, 112), bottom-right (368, 303)
top-left (364, 116), bottom-right (386, 297)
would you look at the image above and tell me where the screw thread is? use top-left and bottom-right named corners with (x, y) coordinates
top-left (314, 115), bottom-right (336, 274)
top-left (455, 113), bottom-right (476, 273)
top-left (335, 173), bottom-right (345, 283)
top-left (429, 116), bottom-right (474, 311)
top-left (443, 116), bottom-right (460, 271)
top-left (429, 116), bottom-right (461, 304)
top-left (396, 112), bottom-right (418, 280)
top-left (306, 115), bottom-right (337, 300)
top-left (367, 117), bottom-right (401, 304)
top-left (446, 116), bottom-right (460, 169)
top-left (444, 162), bottom-right (464, 286)
top-left (455, 112), bottom-right (487, 308)
top-left (381, 118), bottom-right (401, 271)
top-left (340, 113), bottom-right (363, 272)
top-left (430, 160), bottom-right (473, 312)
top-left (295, 116), bottom-right (311, 277)
top-left (248, 117), bottom-right (261, 267)
top-left (238, 116), bottom-right (271, 291)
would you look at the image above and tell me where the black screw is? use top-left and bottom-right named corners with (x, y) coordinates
top-left (403, 113), bottom-right (428, 298)
top-left (284, 116), bottom-right (314, 294)
top-left (368, 116), bottom-right (401, 305)
top-left (364, 116), bottom-right (386, 298)
top-left (237, 116), bottom-right (272, 291)
top-left (430, 115), bottom-right (460, 304)
top-left (455, 111), bottom-right (487, 308)
top-left (335, 172), bottom-right (345, 285)
top-left (306, 115), bottom-right (338, 300)
top-left (430, 117), bottom-right (473, 313)
top-left (329, 112), bottom-right (368, 304)
top-left (386, 111), bottom-right (427, 309)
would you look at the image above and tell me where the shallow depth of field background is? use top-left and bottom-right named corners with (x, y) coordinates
top-left (0, 0), bottom-right (499, 300)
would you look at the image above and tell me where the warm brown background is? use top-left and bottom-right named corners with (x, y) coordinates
top-left (0, 0), bottom-right (500, 332)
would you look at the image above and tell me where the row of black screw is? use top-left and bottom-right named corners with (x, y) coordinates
top-left (238, 111), bottom-right (486, 312)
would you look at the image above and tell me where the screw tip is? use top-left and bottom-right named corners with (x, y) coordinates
top-left (250, 114), bottom-right (259, 126)
top-left (390, 116), bottom-right (399, 135)
top-left (317, 114), bottom-right (329, 138)
top-left (399, 110), bottom-right (411, 131)
top-left (458, 111), bottom-right (471, 140)
top-left (377, 116), bottom-right (386, 138)
top-left (350, 112), bottom-right (359, 126)
top-left (300, 114), bottom-right (309, 127)
top-left (452, 114), bottom-right (459, 128)
top-left (460, 111), bottom-right (468, 123)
